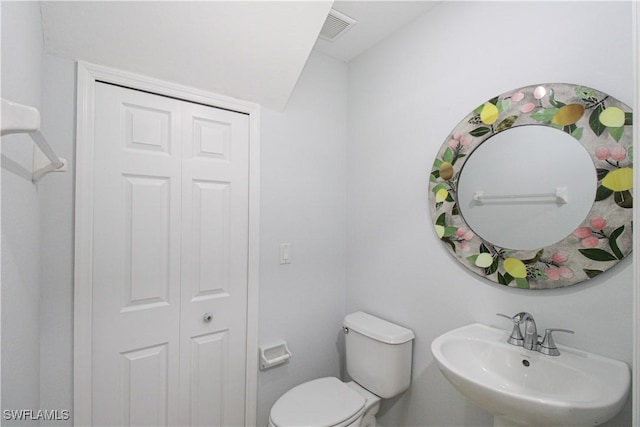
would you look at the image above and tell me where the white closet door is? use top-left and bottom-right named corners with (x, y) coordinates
top-left (92, 83), bottom-right (182, 425)
top-left (90, 82), bottom-right (249, 426)
top-left (179, 102), bottom-right (249, 426)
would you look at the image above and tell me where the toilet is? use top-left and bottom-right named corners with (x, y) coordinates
top-left (268, 311), bottom-right (415, 427)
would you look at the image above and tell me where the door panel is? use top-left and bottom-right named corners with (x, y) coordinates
top-left (179, 103), bottom-right (249, 426)
top-left (121, 174), bottom-right (171, 310)
top-left (188, 331), bottom-right (228, 426)
top-left (92, 84), bottom-right (182, 426)
top-left (91, 83), bottom-right (248, 426)
top-left (189, 180), bottom-right (231, 299)
top-left (120, 344), bottom-right (170, 426)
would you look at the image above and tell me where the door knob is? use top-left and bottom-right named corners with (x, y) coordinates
top-left (203, 313), bottom-right (213, 323)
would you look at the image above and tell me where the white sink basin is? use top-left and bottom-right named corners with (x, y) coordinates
top-left (431, 323), bottom-right (630, 426)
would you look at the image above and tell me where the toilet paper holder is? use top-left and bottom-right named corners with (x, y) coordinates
top-left (259, 341), bottom-right (292, 370)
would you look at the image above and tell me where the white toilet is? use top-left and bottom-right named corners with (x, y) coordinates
top-left (268, 311), bottom-right (415, 427)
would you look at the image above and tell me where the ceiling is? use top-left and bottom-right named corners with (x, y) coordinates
top-left (40, 1), bottom-right (438, 110)
top-left (314, 1), bottom-right (439, 62)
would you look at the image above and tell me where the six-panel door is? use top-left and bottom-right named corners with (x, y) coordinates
top-left (91, 83), bottom-right (249, 426)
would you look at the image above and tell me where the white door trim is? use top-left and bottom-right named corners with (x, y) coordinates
top-left (73, 61), bottom-right (260, 426)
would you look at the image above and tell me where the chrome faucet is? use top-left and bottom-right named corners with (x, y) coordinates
top-left (519, 312), bottom-right (538, 351)
top-left (497, 312), bottom-right (575, 356)
top-left (498, 312), bottom-right (537, 350)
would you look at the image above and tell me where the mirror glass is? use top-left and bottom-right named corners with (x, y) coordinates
top-left (456, 126), bottom-right (597, 250)
top-left (429, 83), bottom-right (633, 289)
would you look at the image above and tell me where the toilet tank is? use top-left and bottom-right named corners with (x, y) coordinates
top-left (343, 312), bottom-right (415, 399)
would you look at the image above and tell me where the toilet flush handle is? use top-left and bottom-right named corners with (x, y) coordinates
top-left (343, 326), bottom-right (349, 334)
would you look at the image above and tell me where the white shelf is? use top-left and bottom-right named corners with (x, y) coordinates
top-left (1, 98), bottom-right (67, 183)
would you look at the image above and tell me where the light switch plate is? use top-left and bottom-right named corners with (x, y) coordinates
top-left (279, 243), bottom-right (291, 264)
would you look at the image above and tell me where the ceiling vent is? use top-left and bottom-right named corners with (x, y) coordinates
top-left (319, 8), bottom-right (356, 42)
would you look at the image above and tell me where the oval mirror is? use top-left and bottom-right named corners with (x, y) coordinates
top-left (456, 125), bottom-right (597, 251)
top-left (429, 83), bottom-right (633, 289)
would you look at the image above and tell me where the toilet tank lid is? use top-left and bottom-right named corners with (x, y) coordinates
top-left (344, 312), bottom-right (415, 344)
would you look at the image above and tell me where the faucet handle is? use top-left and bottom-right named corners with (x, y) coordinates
top-left (496, 313), bottom-right (524, 346)
top-left (538, 328), bottom-right (574, 356)
top-left (496, 313), bottom-right (516, 321)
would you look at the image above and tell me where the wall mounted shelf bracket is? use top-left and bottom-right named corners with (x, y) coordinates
top-left (1, 98), bottom-right (67, 183)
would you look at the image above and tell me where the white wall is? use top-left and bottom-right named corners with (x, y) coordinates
top-left (257, 51), bottom-right (348, 425)
top-left (346, 2), bottom-right (633, 426)
top-left (1, 2), bottom-right (44, 424)
top-left (38, 53), bottom-right (76, 424)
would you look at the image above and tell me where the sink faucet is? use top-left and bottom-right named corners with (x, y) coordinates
top-left (517, 312), bottom-right (538, 351)
top-left (497, 312), bottom-right (574, 356)
top-left (497, 312), bottom-right (537, 350)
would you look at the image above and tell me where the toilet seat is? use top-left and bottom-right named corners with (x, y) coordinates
top-left (269, 377), bottom-right (366, 427)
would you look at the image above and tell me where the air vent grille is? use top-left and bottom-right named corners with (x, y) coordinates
top-left (319, 9), bottom-right (356, 42)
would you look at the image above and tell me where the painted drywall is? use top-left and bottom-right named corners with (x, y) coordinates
top-left (38, 53), bottom-right (76, 424)
top-left (1, 1), bottom-right (44, 425)
top-left (346, 2), bottom-right (633, 426)
top-left (257, 51), bottom-right (348, 425)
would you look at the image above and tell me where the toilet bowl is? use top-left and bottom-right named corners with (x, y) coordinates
top-left (268, 312), bottom-right (414, 427)
top-left (268, 377), bottom-right (380, 427)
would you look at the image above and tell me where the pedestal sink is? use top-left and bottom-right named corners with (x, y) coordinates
top-left (431, 323), bottom-right (630, 426)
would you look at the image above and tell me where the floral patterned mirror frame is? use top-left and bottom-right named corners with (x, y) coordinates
top-left (429, 83), bottom-right (633, 289)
